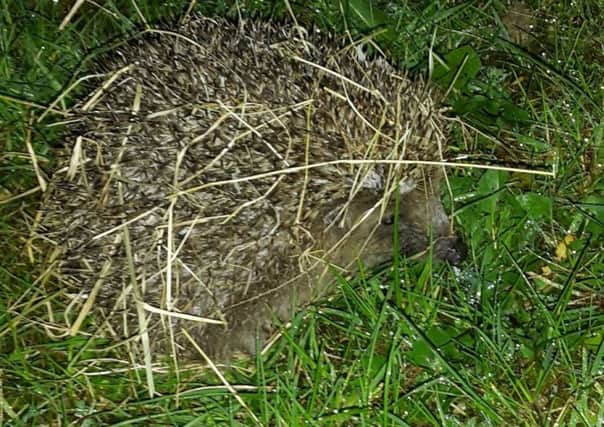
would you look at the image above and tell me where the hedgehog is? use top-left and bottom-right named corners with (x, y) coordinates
top-left (34, 16), bottom-right (465, 362)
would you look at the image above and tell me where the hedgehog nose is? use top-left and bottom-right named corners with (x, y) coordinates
top-left (446, 236), bottom-right (467, 266)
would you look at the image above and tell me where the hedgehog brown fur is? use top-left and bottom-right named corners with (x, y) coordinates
top-left (34, 16), bottom-right (465, 362)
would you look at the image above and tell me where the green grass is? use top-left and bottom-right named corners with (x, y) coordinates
top-left (1, 0), bottom-right (602, 425)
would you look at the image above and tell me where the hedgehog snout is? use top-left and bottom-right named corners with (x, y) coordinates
top-left (433, 235), bottom-right (467, 266)
top-left (393, 221), bottom-right (466, 265)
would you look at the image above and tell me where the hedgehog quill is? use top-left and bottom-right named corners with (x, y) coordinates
top-left (35, 16), bottom-right (465, 361)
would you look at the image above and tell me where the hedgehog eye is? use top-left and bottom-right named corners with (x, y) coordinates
top-left (382, 215), bottom-right (395, 226)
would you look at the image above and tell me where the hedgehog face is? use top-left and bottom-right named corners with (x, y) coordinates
top-left (325, 189), bottom-right (466, 269)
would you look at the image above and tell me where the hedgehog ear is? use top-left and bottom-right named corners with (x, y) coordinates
top-left (359, 169), bottom-right (384, 190)
top-left (397, 177), bottom-right (416, 195)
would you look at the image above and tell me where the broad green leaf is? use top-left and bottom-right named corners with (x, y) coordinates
top-left (433, 46), bottom-right (481, 90)
top-left (517, 193), bottom-right (553, 220)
